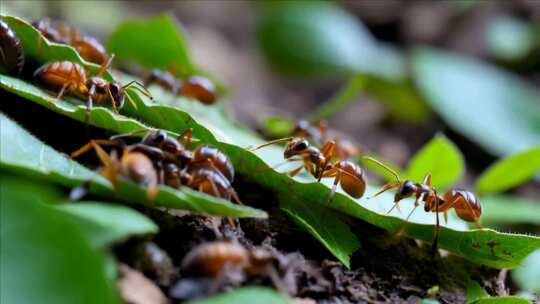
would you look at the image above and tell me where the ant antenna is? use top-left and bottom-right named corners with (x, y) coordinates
top-left (110, 129), bottom-right (149, 140)
top-left (246, 137), bottom-right (294, 152)
top-left (96, 53), bottom-right (115, 77)
top-left (362, 156), bottom-right (401, 182)
top-left (124, 91), bottom-right (139, 110)
top-left (123, 81), bottom-right (154, 101)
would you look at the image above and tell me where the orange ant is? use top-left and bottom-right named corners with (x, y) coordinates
top-left (32, 18), bottom-right (107, 64)
top-left (248, 137), bottom-right (386, 202)
top-left (34, 55), bottom-right (153, 122)
top-left (181, 241), bottom-right (286, 293)
top-left (144, 68), bottom-right (217, 104)
top-left (71, 139), bottom-right (159, 199)
top-left (1, 20), bottom-right (24, 76)
top-left (371, 168), bottom-right (482, 254)
top-left (293, 120), bottom-right (360, 160)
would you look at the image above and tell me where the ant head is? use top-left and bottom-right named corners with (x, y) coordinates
top-left (395, 180), bottom-right (416, 203)
top-left (143, 130), bottom-right (167, 145)
top-left (284, 138), bottom-right (309, 158)
top-left (108, 82), bottom-right (125, 109)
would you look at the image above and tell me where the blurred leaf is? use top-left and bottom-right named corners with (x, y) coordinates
top-left (476, 146), bottom-right (540, 194)
top-left (107, 14), bottom-right (196, 77)
top-left (57, 202), bottom-right (158, 249)
top-left (466, 279), bottom-right (489, 303)
top-left (486, 16), bottom-right (535, 61)
top-left (188, 287), bottom-right (290, 304)
top-left (482, 195), bottom-right (540, 225)
top-left (0, 113), bottom-right (267, 218)
top-left (0, 174), bottom-right (120, 304)
top-left (405, 134), bottom-right (465, 190)
top-left (256, 2), bottom-right (380, 77)
top-left (262, 116), bottom-right (295, 139)
top-left (283, 204), bottom-right (360, 268)
top-left (470, 297), bottom-right (530, 304)
top-left (412, 48), bottom-right (540, 156)
top-left (513, 249), bottom-right (540, 293)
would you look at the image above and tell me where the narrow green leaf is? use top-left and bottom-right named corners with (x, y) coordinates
top-left (107, 14), bottom-right (196, 76)
top-left (308, 75), bottom-right (365, 122)
top-left (57, 202), bottom-right (158, 249)
top-left (476, 146), bottom-right (540, 194)
top-left (482, 195), bottom-right (540, 225)
top-left (0, 175), bottom-right (120, 304)
top-left (412, 48), bottom-right (540, 156)
top-left (187, 287), bottom-right (290, 304)
top-left (512, 249), bottom-right (540, 293)
top-left (405, 134), bottom-right (465, 190)
top-left (0, 113), bottom-right (267, 218)
top-left (470, 296), bottom-right (531, 304)
top-left (283, 204), bottom-right (360, 268)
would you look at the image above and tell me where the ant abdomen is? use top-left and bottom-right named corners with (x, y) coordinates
top-left (181, 241), bottom-right (249, 277)
top-left (0, 20), bottom-right (24, 76)
top-left (443, 189), bottom-right (482, 222)
top-left (336, 160), bottom-right (366, 198)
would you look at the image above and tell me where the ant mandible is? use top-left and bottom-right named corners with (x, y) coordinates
top-left (34, 54), bottom-right (153, 122)
top-left (248, 137), bottom-right (386, 202)
top-left (370, 168), bottom-right (482, 254)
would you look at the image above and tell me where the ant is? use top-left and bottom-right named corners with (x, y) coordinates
top-left (248, 136), bottom-right (386, 202)
top-left (144, 68), bottom-right (217, 104)
top-left (181, 241), bottom-right (286, 293)
top-left (32, 18), bottom-right (107, 64)
top-left (370, 168), bottom-right (482, 255)
top-left (71, 139), bottom-right (159, 199)
top-left (293, 120), bottom-right (359, 160)
top-left (34, 55), bottom-right (153, 122)
top-left (0, 20), bottom-right (24, 76)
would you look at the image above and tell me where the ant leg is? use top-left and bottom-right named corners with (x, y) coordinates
top-left (228, 187), bottom-right (243, 205)
top-left (431, 198), bottom-right (441, 257)
top-left (95, 54), bottom-right (114, 77)
top-left (287, 164), bottom-right (305, 177)
top-left (326, 171), bottom-right (341, 206)
top-left (422, 173), bottom-right (432, 186)
top-left (71, 139), bottom-right (122, 158)
top-left (145, 180), bottom-right (159, 202)
top-left (405, 193), bottom-right (424, 220)
top-left (318, 140), bottom-right (336, 181)
top-left (265, 264), bottom-right (288, 295)
top-left (369, 181), bottom-right (401, 199)
top-left (177, 128), bottom-right (193, 148)
top-left (246, 137), bottom-right (294, 152)
top-left (86, 84), bottom-right (96, 125)
top-left (56, 82), bottom-right (69, 101)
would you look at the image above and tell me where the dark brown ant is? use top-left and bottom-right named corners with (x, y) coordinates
top-left (293, 120), bottom-right (359, 160)
top-left (181, 241), bottom-right (285, 293)
top-left (371, 169), bottom-right (482, 255)
top-left (248, 137), bottom-right (386, 202)
top-left (32, 18), bottom-right (107, 64)
top-left (0, 20), bottom-right (24, 76)
top-left (144, 68), bottom-right (217, 104)
top-left (34, 55), bottom-right (153, 121)
top-left (71, 139), bottom-right (159, 199)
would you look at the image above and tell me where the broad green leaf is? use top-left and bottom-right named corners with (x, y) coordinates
top-left (261, 116), bottom-right (295, 139)
top-left (0, 113), bottom-right (266, 218)
top-left (57, 202), bottom-right (158, 249)
top-left (466, 279), bottom-right (490, 303)
top-left (513, 249), bottom-right (540, 293)
top-left (283, 204), bottom-right (360, 268)
top-left (412, 48), bottom-right (540, 156)
top-left (476, 146), bottom-right (540, 194)
top-left (405, 134), bottom-right (465, 190)
top-left (482, 195), bottom-right (540, 225)
top-left (0, 175), bottom-right (120, 304)
top-left (188, 287), bottom-right (290, 304)
top-left (107, 14), bottom-right (196, 77)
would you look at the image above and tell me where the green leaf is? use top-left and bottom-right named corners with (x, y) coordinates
top-left (187, 287), bottom-right (290, 304)
top-left (486, 16), bottom-right (535, 61)
top-left (0, 174), bottom-right (120, 304)
top-left (470, 296), bottom-right (531, 304)
top-left (0, 113), bottom-right (267, 219)
top-left (256, 2), bottom-right (381, 77)
top-left (476, 146), bottom-right (540, 194)
top-left (405, 134), bottom-right (465, 190)
top-left (56, 202), bottom-right (158, 249)
top-left (482, 195), bottom-right (540, 225)
top-left (466, 279), bottom-right (490, 303)
top-left (412, 48), bottom-right (540, 156)
top-left (513, 249), bottom-right (540, 293)
top-left (107, 14), bottom-right (196, 77)
top-left (261, 116), bottom-right (295, 139)
top-left (283, 204), bottom-right (360, 268)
